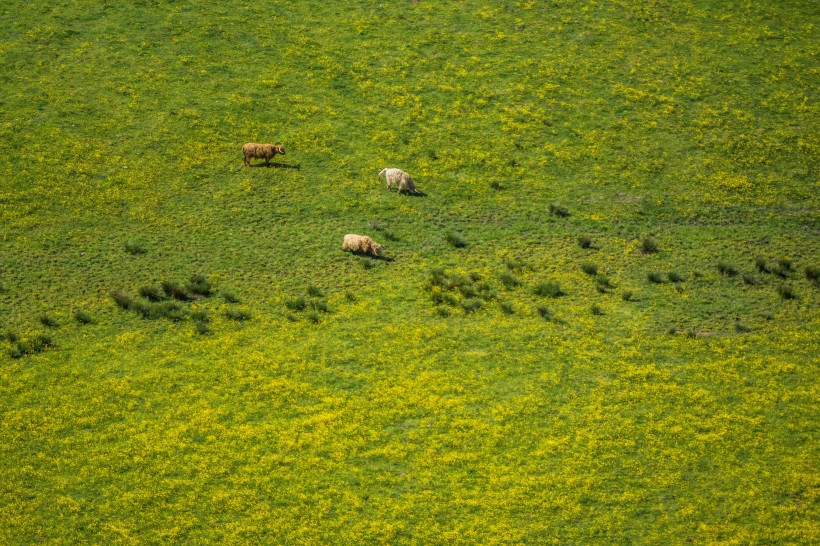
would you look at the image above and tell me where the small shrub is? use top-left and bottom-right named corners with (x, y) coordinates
top-left (499, 302), bottom-right (515, 315)
top-left (647, 271), bottom-right (664, 284)
top-left (139, 285), bottom-right (166, 302)
top-left (461, 298), bottom-right (483, 314)
top-left (668, 271), bottom-right (685, 283)
top-left (489, 180), bottom-right (503, 190)
top-left (124, 241), bottom-right (146, 255)
top-left (39, 315), bottom-right (59, 328)
top-left (755, 257), bottom-right (770, 273)
top-left (190, 310), bottom-right (210, 323)
top-left (621, 290), bottom-right (634, 302)
top-left (717, 262), bottom-right (738, 277)
top-left (111, 290), bottom-right (133, 309)
top-left (503, 257), bottom-right (527, 272)
top-left (284, 297), bottom-right (307, 312)
top-left (499, 271), bottom-right (521, 288)
top-left (11, 342), bottom-right (32, 359)
top-left (685, 329), bottom-right (698, 339)
top-left (162, 281), bottom-right (191, 301)
top-left (74, 310), bottom-right (93, 324)
top-left (805, 266), bottom-right (819, 286)
top-left (533, 282), bottom-right (564, 298)
top-left (285, 313), bottom-right (299, 322)
top-left (549, 203), bottom-right (569, 217)
top-left (591, 304), bottom-right (604, 316)
top-left (360, 258), bottom-right (375, 270)
top-left (32, 334), bottom-right (54, 351)
top-left (459, 285), bottom-right (478, 299)
top-left (734, 322), bottom-right (751, 333)
top-left (307, 285), bottom-right (324, 297)
top-left (306, 311), bottom-right (321, 323)
top-left (596, 276), bottom-right (615, 290)
top-left (742, 274), bottom-right (758, 286)
top-left (310, 299), bottom-right (329, 313)
top-left (435, 306), bottom-right (451, 317)
top-left (344, 291), bottom-right (357, 302)
top-left (578, 236), bottom-right (592, 249)
top-left (3, 330), bottom-right (20, 343)
top-left (641, 237), bottom-right (659, 254)
top-left (777, 284), bottom-right (797, 300)
top-left (187, 274), bottom-right (212, 296)
top-left (222, 290), bottom-right (240, 303)
top-left (194, 321), bottom-right (211, 335)
top-left (777, 258), bottom-right (793, 273)
top-left (444, 231), bottom-right (467, 248)
top-left (580, 262), bottom-right (598, 276)
top-left (535, 304), bottom-right (551, 320)
top-left (225, 308), bottom-right (252, 321)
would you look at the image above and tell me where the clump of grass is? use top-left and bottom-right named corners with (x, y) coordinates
top-left (499, 302), bottom-right (515, 315)
top-left (533, 282), bottom-right (564, 298)
top-left (111, 290), bottom-right (133, 309)
top-left (74, 310), bottom-right (93, 324)
top-left (285, 313), bottom-right (299, 322)
top-left (284, 296), bottom-right (307, 312)
top-left (535, 304), bottom-right (551, 320)
top-left (444, 231), bottom-right (467, 248)
top-left (309, 299), bottom-right (329, 313)
top-left (773, 259), bottom-right (794, 278)
top-left (489, 180), bottom-right (503, 190)
top-left (647, 271), bottom-right (664, 284)
top-left (190, 310), bottom-right (210, 323)
top-left (596, 276), bottom-right (615, 291)
top-left (742, 274), bottom-right (759, 286)
top-left (306, 311), bottom-right (321, 323)
top-left (461, 298), bottom-right (483, 314)
top-left (668, 271), bottom-right (685, 283)
top-left (139, 285), bottom-right (166, 302)
top-left (580, 262), bottom-right (598, 276)
top-left (499, 271), bottom-right (521, 288)
top-left (194, 321), bottom-right (211, 335)
top-left (685, 329), bottom-right (698, 339)
top-left (503, 257), bottom-right (527, 271)
top-left (162, 281), bottom-right (192, 301)
top-left (124, 241), bottom-right (146, 255)
top-left (777, 284), bottom-right (797, 300)
top-left (225, 308), bottom-right (252, 321)
top-left (435, 306), bottom-right (451, 317)
top-left (187, 274), bottom-right (212, 296)
top-left (805, 266), bottom-right (819, 286)
top-left (344, 291), bottom-right (357, 302)
top-left (717, 262), bottom-right (738, 277)
top-left (32, 334), bottom-right (55, 351)
top-left (458, 284), bottom-right (478, 299)
top-left (578, 236), bottom-right (592, 249)
top-left (360, 258), bottom-right (375, 270)
top-left (222, 290), bottom-right (240, 303)
top-left (622, 290), bottom-right (634, 302)
top-left (307, 285), bottom-right (324, 297)
top-left (735, 322), bottom-right (751, 333)
top-left (755, 257), bottom-right (770, 273)
top-left (549, 203), bottom-right (570, 217)
top-left (641, 237), bottom-right (659, 254)
top-left (132, 300), bottom-right (185, 321)
top-left (3, 330), bottom-right (20, 343)
top-left (39, 314), bottom-right (59, 328)
top-left (591, 304), bottom-right (604, 316)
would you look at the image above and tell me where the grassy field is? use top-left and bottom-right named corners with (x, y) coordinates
top-left (1, 0), bottom-right (818, 543)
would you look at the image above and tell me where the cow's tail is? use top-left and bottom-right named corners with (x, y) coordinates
top-left (378, 168), bottom-right (387, 180)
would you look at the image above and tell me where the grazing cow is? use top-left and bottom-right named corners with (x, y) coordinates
top-left (342, 234), bottom-right (383, 257)
top-left (378, 168), bottom-right (419, 195)
top-left (242, 143), bottom-right (285, 166)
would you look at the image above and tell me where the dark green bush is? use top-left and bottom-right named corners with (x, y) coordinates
top-left (360, 258), bottom-right (375, 270)
top-left (444, 231), bottom-right (468, 248)
top-left (549, 203), bottom-right (570, 217)
top-left (124, 241), bottom-right (147, 255)
top-left (221, 290), bottom-right (240, 303)
top-left (621, 290), bottom-right (634, 302)
top-left (461, 298), bottom-right (483, 314)
top-left (641, 237), bottom-right (659, 254)
top-left (190, 310), bottom-right (210, 323)
top-left (39, 315), bottom-right (59, 328)
top-left (503, 257), bottom-right (527, 272)
top-left (310, 299), bottom-right (329, 313)
top-left (344, 291), bottom-right (357, 302)
top-left (735, 322), bottom-right (751, 333)
top-left (139, 285), bottom-right (166, 302)
top-left (533, 282), bottom-right (564, 298)
top-left (32, 334), bottom-right (54, 351)
top-left (596, 276), bottom-right (615, 291)
top-left (306, 311), bottom-right (321, 323)
top-left (162, 281), bottom-right (192, 301)
top-left (284, 297), bottom-right (307, 312)
top-left (111, 290), bottom-right (133, 309)
top-left (755, 257), bottom-right (770, 273)
top-left (489, 180), bottom-right (503, 190)
top-left (535, 304), bottom-right (551, 320)
top-left (187, 274), bottom-right (213, 296)
top-left (499, 302), bottom-right (515, 315)
top-left (580, 262), bottom-right (598, 276)
top-left (777, 284), bottom-right (797, 300)
top-left (194, 321), bottom-right (211, 335)
top-left (578, 236), bottom-right (592, 249)
top-left (307, 285), bottom-right (324, 297)
top-left (74, 310), bottom-right (93, 324)
top-left (591, 304), bottom-right (604, 316)
top-left (668, 271), bottom-right (685, 283)
top-left (742, 274), bottom-right (758, 286)
top-left (806, 266), bottom-right (819, 286)
top-left (225, 309), bottom-right (252, 321)
top-left (499, 271), bottom-right (521, 288)
top-left (647, 272), bottom-right (664, 284)
top-left (3, 330), bottom-right (20, 343)
top-left (435, 306), bottom-right (451, 317)
top-left (717, 262), bottom-right (738, 277)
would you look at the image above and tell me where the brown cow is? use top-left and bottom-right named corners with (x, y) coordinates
top-left (342, 234), bottom-right (383, 257)
top-left (242, 143), bottom-right (285, 166)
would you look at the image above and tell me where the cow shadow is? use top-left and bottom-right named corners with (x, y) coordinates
top-left (389, 190), bottom-right (428, 197)
top-left (250, 162), bottom-right (301, 170)
top-left (357, 254), bottom-right (396, 263)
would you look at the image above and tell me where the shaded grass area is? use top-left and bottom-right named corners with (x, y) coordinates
top-left (0, 0), bottom-right (818, 542)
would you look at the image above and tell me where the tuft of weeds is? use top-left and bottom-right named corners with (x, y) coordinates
top-left (489, 180), bottom-right (503, 190)
top-left (621, 290), bottom-right (634, 302)
top-left (458, 285), bottom-right (478, 299)
top-left (755, 257), bottom-right (770, 273)
top-left (187, 274), bottom-right (212, 296)
top-left (805, 266), bottom-right (819, 286)
top-left (685, 329), bottom-right (698, 339)
top-left (549, 203), bottom-right (570, 217)
top-left (306, 311), bottom-right (321, 324)
top-left (32, 334), bottom-right (55, 351)
top-left (533, 282), bottom-right (564, 298)
top-left (435, 306), bottom-right (451, 317)
top-left (717, 262), bottom-right (739, 277)
top-left (580, 262), bottom-right (598, 276)
top-left (225, 308), bottom-right (252, 321)
top-left (285, 313), bottom-right (299, 322)
top-left (344, 291), bottom-right (357, 302)
top-left (74, 310), bottom-right (93, 324)
top-left (735, 322), bottom-right (752, 333)
top-left (535, 304), bottom-right (551, 321)
top-left (284, 296), bottom-right (307, 312)
top-left (221, 290), bottom-right (240, 303)
top-left (668, 271), bottom-right (685, 283)
top-left (773, 259), bottom-right (794, 278)
top-left (596, 276), bottom-right (616, 291)
top-left (131, 300), bottom-right (185, 321)
top-left (360, 258), bottom-right (375, 270)
top-left (162, 281), bottom-right (192, 301)
top-left (124, 241), bottom-right (147, 255)
top-left (190, 310), bottom-right (210, 323)
top-left (139, 285), bottom-right (166, 302)
top-left (777, 284), bottom-right (797, 300)
top-left (647, 271), bottom-right (664, 284)
top-left (39, 314), bottom-right (60, 328)
top-left (194, 321), bottom-right (211, 335)
top-left (461, 298), bottom-right (483, 314)
top-left (3, 330), bottom-right (20, 343)
top-left (591, 304), bottom-right (604, 316)
top-left (742, 274), bottom-right (759, 286)
top-left (578, 236), bottom-right (592, 249)
top-left (499, 302), bottom-right (515, 315)
top-left (309, 299), bottom-right (329, 313)
top-left (641, 237), bottom-right (659, 254)
top-left (503, 257), bottom-right (527, 272)
top-left (499, 271), bottom-right (521, 288)
top-left (444, 231), bottom-right (468, 248)
top-left (307, 285), bottom-right (324, 297)
top-left (111, 290), bottom-right (133, 310)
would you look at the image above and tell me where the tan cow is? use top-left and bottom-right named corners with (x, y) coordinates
top-left (378, 168), bottom-right (419, 195)
top-left (342, 234), bottom-right (383, 257)
top-left (242, 143), bottom-right (285, 166)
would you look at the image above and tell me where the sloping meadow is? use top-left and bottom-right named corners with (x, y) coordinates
top-left (0, 0), bottom-right (818, 543)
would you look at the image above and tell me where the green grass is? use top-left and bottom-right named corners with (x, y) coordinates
top-left (0, 0), bottom-right (818, 543)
